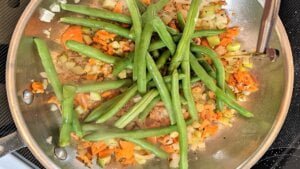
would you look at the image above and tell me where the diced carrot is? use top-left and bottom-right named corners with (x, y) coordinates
top-left (113, 1), bottom-right (123, 14)
top-left (202, 125), bottom-right (218, 138)
top-left (142, 0), bottom-right (151, 5)
top-left (201, 38), bottom-right (210, 47)
top-left (168, 20), bottom-right (178, 30)
top-left (219, 37), bottom-right (232, 46)
top-left (115, 140), bottom-right (135, 165)
top-left (88, 58), bottom-right (97, 65)
top-left (91, 141), bottom-right (107, 156)
top-left (31, 81), bottom-right (45, 94)
top-left (161, 145), bottom-right (175, 153)
top-left (98, 148), bottom-right (114, 158)
top-left (61, 26), bottom-right (83, 47)
top-left (85, 74), bottom-right (98, 81)
top-left (119, 140), bottom-right (135, 150)
top-left (228, 71), bottom-right (258, 92)
top-left (75, 93), bottom-right (90, 110)
top-left (78, 141), bottom-right (92, 149)
top-left (93, 30), bottom-right (116, 43)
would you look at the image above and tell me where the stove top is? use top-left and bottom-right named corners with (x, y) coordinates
top-left (0, 0), bottom-right (299, 169)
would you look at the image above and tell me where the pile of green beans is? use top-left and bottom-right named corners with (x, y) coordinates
top-left (32, 0), bottom-right (255, 167)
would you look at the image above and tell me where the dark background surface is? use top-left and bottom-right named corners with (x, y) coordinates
top-left (0, 0), bottom-right (299, 168)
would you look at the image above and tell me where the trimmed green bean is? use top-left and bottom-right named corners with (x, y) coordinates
top-left (149, 40), bottom-right (166, 52)
top-left (96, 85), bottom-right (138, 123)
top-left (61, 4), bottom-right (132, 24)
top-left (169, 0), bottom-right (202, 72)
top-left (167, 26), bottom-right (180, 35)
top-left (126, 0), bottom-right (142, 81)
top-left (190, 54), bottom-right (254, 117)
top-left (146, 53), bottom-right (175, 124)
top-left (199, 60), bottom-right (217, 78)
top-left (135, 0), bottom-right (147, 13)
top-left (137, 23), bottom-right (153, 93)
top-left (191, 29), bottom-right (225, 38)
top-left (153, 17), bottom-right (176, 54)
top-left (59, 85), bottom-right (76, 147)
top-left (149, 30), bottom-right (224, 52)
top-left (66, 40), bottom-right (121, 64)
top-left (124, 138), bottom-right (169, 159)
top-left (84, 120), bottom-right (193, 141)
top-left (139, 96), bottom-right (160, 120)
top-left (112, 54), bottom-right (133, 76)
top-left (151, 50), bottom-right (160, 58)
top-left (177, 11), bottom-right (186, 31)
top-left (84, 94), bottom-right (124, 122)
top-left (142, 0), bottom-right (169, 22)
top-left (181, 50), bottom-right (198, 121)
top-left (72, 111), bottom-right (83, 137)
top-left (171, 70), bottom-right (188, 169)
top-left (76, 79), bottom-right (132, 93)
top-left (60, 17), bottom-right (134, 39)
top-left (191, 44), bottom-right (225, 111)
top-left (34, 38), bottom-right (63, 101)
top-left (156, 50), bottom-right (171, 69)
top-left (114, 90), bottom-right (159, 128)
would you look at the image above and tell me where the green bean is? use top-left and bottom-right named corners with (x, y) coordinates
top-left (139, 96), bottom-right (160, 120)
top-left (135, 0), bottom-right (147, 13)
top-left (115, 90), bottom-right (159, 128)
top-left (72, 111), bottom-right (83, 137)
top-left (146, 53), bottom-right (175, 124)
top-left (112, 54), bottom-right (133, 76)
top-left (149, 30), bottom-right (224, 52)
top-left (167, 26), bottom-right (180, 35)
top-left (191, 44), bottom-right (225, 111)
top-left (96, 85), bottom-right (138, 123)
top-left (66, 40), bottom-right (121, 64)
top-left (76, 79), bottom-right (132, 93)
top-left (148, 74), bottom-right (185, 87)
top-left (84, 120), bottom-right (193, 141)
top-left (149, 40), bottom-right (166, 52)
top-left (84, 94), bottom-right (124, 122)
top-left (171, 70), bottom-right (188, 169)
top-left (126, 0), bottom-right (142, 81)
top-left (199, 60), bottom-right (217, 78)
top-left (34, 38), bottom-right (63, 101)
top-left (60, 4), bottom-right (132, 24)
top-left (177, 11), bottom-right (186, 31)
top-left (151, 50), bottom-right (160, 58)
top-left (153, 17), bottom-right (176, 54)
top-left (191, 29), bottom-right (225, 38)
top-left (181, 50), bottom-right (198, 121)
top-left (180, 95), bottom-right (188, 105)
top-left (156, 50), bottom-right (171, 69)
top-left (142, 0), bottom-right (169, 22)
top-left (60, 17), bottom-right (134, 39)
top-left (137, 23), bottom-right (153, 93)
top-left (124, 138), bottom-right (169, 159)
top-left (59, 85), bottom-right (76, 147)
top-left (190, 54), bottom-right (254, 117)
top-left (169, 0), bottom-right (202, 72)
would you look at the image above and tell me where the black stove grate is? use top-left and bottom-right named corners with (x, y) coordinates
top-left (0, 0), bottom-right (299, 169)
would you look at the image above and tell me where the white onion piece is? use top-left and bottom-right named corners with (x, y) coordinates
top-left (39, 8), bottom-right (55, 23)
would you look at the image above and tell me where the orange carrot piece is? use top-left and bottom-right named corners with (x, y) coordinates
top-left (113, 1), bottom-right (123, 14)
top-left (201, 39), bottom-right (210, 47)
top-left (31, 81), bottom-right (45, 94)
top-left (61, 26), bottom-right (84, 47)
top-left (98, 149), bottom-right (114, 158)
top-left (91, 141), bottom-right (107, 156)
top-left (142, 0), bottom-right (151, 5)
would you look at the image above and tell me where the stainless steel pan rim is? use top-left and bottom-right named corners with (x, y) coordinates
top-left (6, 0), bottom-right (294, 169)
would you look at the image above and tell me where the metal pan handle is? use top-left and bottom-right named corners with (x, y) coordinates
top-left (0, 132), bottom-right (25, 157)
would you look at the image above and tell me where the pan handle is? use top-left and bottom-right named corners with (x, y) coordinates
top-left (0, 132), bottom-right (25, 157)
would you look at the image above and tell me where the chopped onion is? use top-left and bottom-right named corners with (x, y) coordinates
top-left (90, 92), bottom-right (102, 101)
top-left (57, 0), bottom-right (67, 4)
top-left (49, 3), bottom-right (60, 13)
top-left (39, 8), bottom-right (55, 23)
